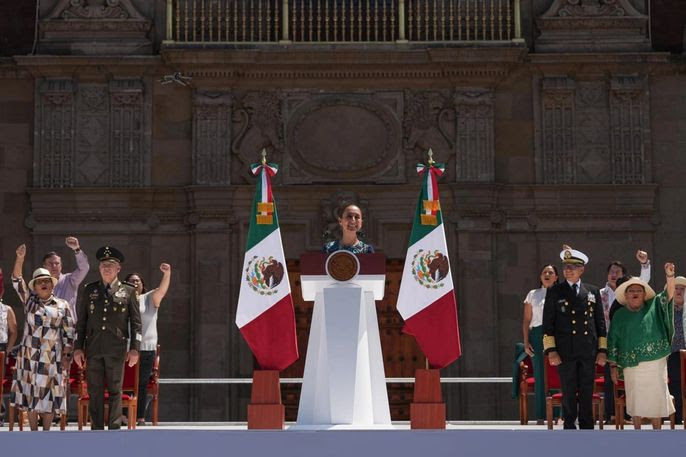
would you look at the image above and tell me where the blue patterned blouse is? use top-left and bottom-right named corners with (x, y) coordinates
top-left (322, 240), bottom-right (374, 254)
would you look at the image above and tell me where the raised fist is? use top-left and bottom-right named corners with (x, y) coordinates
top-left (16, 244), bottom-right (26, 259)
top-left (160, 263), bottom-right (171, 273)
top-left (636, 250), bottom-right (648, 264)
top-left (65, 236), bottom-right (80, 251)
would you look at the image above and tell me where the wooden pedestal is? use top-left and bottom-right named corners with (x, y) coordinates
top-left (410, 369), bottom-right (446, 429)
top-left (247, 370), bottom-right (285, 429)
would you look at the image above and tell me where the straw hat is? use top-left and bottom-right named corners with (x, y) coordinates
top-left (28, 268), bottom-right (58, 291)
top-left (615, 276), bottom-right (655, 306)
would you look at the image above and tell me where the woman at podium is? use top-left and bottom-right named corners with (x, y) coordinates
top-left (323, 204), bottom-right (374, 254)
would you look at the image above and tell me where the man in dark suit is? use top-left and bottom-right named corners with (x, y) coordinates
top-left (73, 246), bottom-right (141, 430)
top-left (543, 246), bottom-right (607, 429)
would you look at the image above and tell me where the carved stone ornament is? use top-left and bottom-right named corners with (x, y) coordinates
top-left (285, 96), bottom-right (402, 182)
top-left (543, 0), bottom-right (640, 18)
top-left (536, 0), bottom-right (649, 53)
top-left (40, 0), bottom-right (152, 55)
top-left (47, 0), bottom-right (145, 20)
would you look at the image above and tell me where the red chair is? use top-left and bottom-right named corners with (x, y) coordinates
top-left (518, 356), bottom-right (535, 425)
top-left (146, 344), bottom-right (161, 426)
top-left (77, 359), bottom-right (140, 430)
top-left (544, 355), bottom-right (604, 430)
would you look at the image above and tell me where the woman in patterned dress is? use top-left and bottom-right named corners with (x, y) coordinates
top-left (323, 204), bottom-right (374, 254)
top-left (11, 249), bottom-right (75, 431)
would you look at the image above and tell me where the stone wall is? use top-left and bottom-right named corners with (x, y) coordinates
top-left (0, 0), bottom-right (685, 422)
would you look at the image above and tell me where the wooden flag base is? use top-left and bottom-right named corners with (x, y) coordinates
top-left (247, 370), bottom-right (284, 429)
top-left (410, 368), bottom-right (446, 429)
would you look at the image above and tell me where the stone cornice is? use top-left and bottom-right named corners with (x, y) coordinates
top-left (25, 183), bottom-right (658, 234)
top-left (528, 52), bottom-right (671, 76)
top-left (161, 46), bottom-right (528, 87)
top-left (12, 55), bottom-right (164, 78)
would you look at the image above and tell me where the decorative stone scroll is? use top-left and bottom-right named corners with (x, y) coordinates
top-left (193, 91), bottom-right (233, 185)
top-left (536, 0), bottom-right (650, 53)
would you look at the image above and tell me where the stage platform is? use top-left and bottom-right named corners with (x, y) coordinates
top-left (2, 422), bottom-right (685, 457)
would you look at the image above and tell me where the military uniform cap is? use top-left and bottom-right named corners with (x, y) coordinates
top-left (96, 246), bottom-right (125, 263)
top-left (559, 247), bottom-right (588, 265)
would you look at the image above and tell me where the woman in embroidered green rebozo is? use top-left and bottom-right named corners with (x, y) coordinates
top-left (608, 262), bottom-right (676, 430)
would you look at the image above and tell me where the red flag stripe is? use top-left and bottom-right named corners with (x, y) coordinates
top-left (239, 294), bottom-right (299, 371)
top-left (401, 290), bottom-right (461, 369)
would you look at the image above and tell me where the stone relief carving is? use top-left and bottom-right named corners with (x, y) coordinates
top-left (47, 0), bottom-right (145, 20)
top-left (193, 91), bottom-right (233, 185)
top-left (609, 75), bottom-right (649, 184)
top-left (574, 81), bottom-right (610, 183)
top-left (537, 0), bottom-right (649, 52)
top-left (231, 91), bottom-right (284, 183)
top-left (320, 190), bottom-right (369, 243)
top-left (35, 79), bottom-right (76, 188)
top-left (286, 95), bottom-right (401, 181)
top-left (109, 78), bottom-right (147, 187)
top-left (543, 0), bottom-right (643, 17)
top-left (540, 77), bottom-right (576, 184)
top-left (403, 90), bottom-right (451, 173)
top-left (35, 77), bottom-right (150, 188)
top-left (441, 90), bottom-right (495, 182)
top-left (41, 0), bottom-right (151, 54)
top-left (281, 92), bottom-right (404, 184)
top-left (538, 75), bottom-right (649, 184)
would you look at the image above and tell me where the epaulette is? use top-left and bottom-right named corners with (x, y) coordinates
top-left (122, 281), bottom-right (136, 288)
top-left (85, 280), bottom-right (100, 288)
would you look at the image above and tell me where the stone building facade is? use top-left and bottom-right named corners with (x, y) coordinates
top-left (0, 0), bottom-right (685, 421)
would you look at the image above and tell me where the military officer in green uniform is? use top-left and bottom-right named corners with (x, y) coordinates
top-left (74, 246), bottom-right (141, 430)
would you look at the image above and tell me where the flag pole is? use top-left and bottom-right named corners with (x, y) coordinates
top-left (410, 147), bottom-right (446, 430)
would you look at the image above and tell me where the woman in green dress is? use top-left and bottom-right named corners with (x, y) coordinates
top-left (608, 262), bottom-right (676, 430)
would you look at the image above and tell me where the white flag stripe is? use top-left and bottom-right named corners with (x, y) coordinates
top-left (235, 228), bottom-right (291, 328)
top-left (396, 224), bottom-right (454, 319)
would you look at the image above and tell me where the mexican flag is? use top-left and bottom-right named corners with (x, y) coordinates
top-left (396, 160), bottom-right (461, 368)
top-left (235, 159), bottom-right (298, 371)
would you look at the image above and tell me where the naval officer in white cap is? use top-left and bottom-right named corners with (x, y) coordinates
top-left (543, 245), bottom-right (607, 429)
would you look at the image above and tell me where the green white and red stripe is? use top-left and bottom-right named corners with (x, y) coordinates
top-left (396, 161), bottom-right (461, 368)
top-left (236, 161), bottom-right (298, 371)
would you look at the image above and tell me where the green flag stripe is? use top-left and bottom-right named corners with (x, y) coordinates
top-left (245, 172), bottom-right (279, 251)
top-left (408, 171), bottom-right (443, 246)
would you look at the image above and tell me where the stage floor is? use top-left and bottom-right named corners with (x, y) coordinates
top-left (2, 421), bottom-right (685, 457)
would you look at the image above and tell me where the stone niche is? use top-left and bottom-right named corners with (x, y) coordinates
top-left (38, 0), bottom-right (152, 55)
top-left (536, 0), bottom-right (651, 53)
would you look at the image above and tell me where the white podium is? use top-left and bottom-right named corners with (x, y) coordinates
top-left (295, 252), bottom-right (391, 429)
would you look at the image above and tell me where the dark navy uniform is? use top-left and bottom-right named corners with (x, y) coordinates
top-left (543, 280), bottom-right (606, 429)
top-left (75, 247), bottom-right (141, 430)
